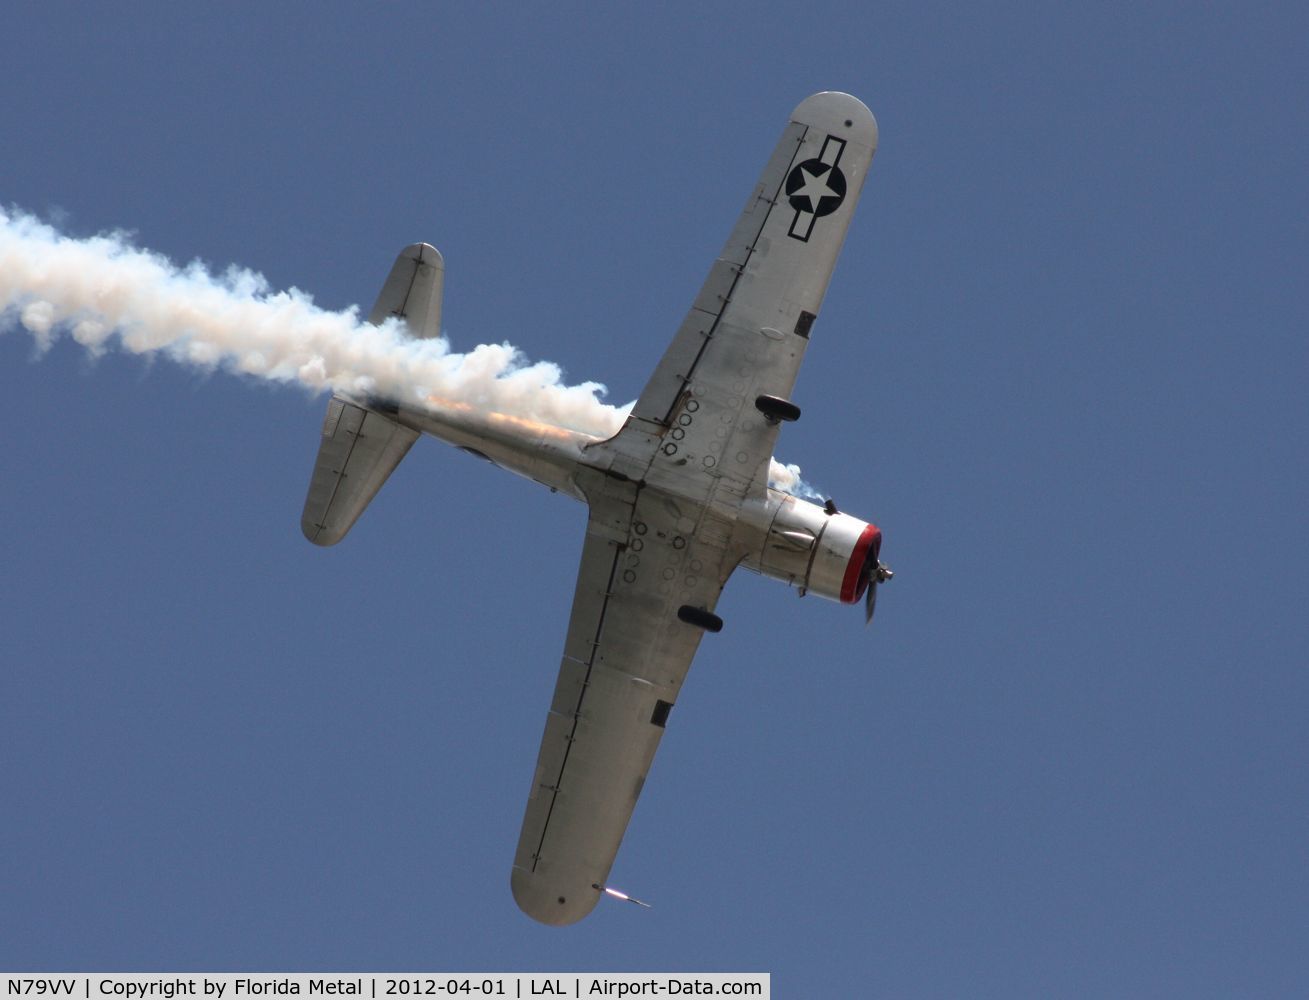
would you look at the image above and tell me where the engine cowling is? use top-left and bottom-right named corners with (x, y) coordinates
top-left (744, 492), bottom-right (883, 605)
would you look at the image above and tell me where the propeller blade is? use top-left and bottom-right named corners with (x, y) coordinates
top-left (863, 559), bottom-right (891, 626)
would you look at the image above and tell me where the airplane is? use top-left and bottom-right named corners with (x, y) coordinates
top-left (300, 91), bottom-right (890, 925)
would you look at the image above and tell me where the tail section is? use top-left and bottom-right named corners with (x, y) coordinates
top-left (300, 244), bottom-right (443, 545)
top-left (301, 395), bottom-right (419, 545)
top-left (368, 242), bottom-right (444, 336)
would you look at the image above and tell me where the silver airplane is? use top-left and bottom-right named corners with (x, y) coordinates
top-left (300, 92), bottom-right (890, 925)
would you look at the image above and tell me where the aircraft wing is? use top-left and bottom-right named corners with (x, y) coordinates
top-left (511, 486), bottom-right (738, 925)
top-left (622, 92), bottom-right (878, 497)
top-left (512, 94), bottom-right (878, 925)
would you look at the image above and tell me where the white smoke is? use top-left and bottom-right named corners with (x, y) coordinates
top-left (1, 208), bottom-right (817, 496)
top-left (768, 461), bottom-right (821, 499)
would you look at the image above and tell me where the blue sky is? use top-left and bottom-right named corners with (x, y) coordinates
top-left (3, 2), bottom-right (1307, 994)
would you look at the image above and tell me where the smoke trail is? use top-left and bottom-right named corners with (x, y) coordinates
top-left (1, 208), bottom-right (818, 496)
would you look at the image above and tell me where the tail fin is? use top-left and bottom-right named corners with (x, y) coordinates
top-left (300, 244), bottom-right (443, 545)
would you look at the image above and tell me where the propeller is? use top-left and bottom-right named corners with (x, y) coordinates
top-left (860, 534), bottom-right (893, 625)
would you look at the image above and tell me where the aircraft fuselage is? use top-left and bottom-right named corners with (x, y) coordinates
top-left (396, 399), bottom-right (882, 609)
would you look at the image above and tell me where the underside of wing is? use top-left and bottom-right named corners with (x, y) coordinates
top-left (510, 95), bottom-right (879, 924)
top-left (512, 487), bottom-right (739, 925)
top-left (615, 92), bottom-right (877, 500)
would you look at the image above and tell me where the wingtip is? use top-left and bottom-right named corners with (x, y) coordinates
top-left (511, 866), bottom-right (603, 927)
top-left (792, 92), bottom-right (877, 150)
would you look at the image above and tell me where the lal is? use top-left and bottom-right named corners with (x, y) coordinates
top-left (529, 983), bottom-right (565, 996)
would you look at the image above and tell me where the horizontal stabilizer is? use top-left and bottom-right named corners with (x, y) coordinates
top-left (300, 243), bottom-right (444, 545)
top-left (368, 243), bottom-right (444, 338)
top-left (301, 395), bottom-right (419, 546)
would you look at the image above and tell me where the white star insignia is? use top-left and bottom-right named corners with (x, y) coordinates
top-left (791, 164), bottom-right (838, 213)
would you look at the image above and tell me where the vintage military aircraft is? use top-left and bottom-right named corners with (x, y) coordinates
top-left (300, 91), bottom-right (889, 925)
